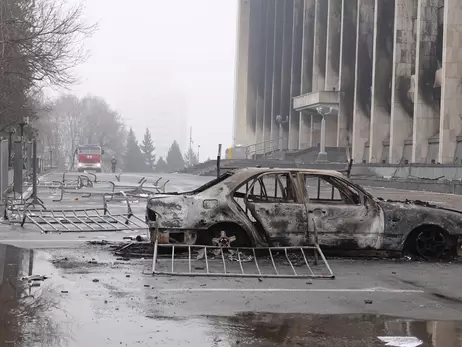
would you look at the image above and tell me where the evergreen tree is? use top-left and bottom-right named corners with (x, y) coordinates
top-left (184, 147), bottom-right (199, 167)
top-left (155, 157), bottom-right (169, 172)
top-left (166, 141), bottom-right (185, 171)
top-left (140, 128), bottom-right (156, 169)
top-left (123, 128), bottom-right (147, 172)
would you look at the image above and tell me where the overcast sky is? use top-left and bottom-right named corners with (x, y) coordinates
top-left (63, 0), bottom-right (238, 160)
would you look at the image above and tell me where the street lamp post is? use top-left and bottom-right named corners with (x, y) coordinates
top-left (197, 145), bottom-right (200, 163)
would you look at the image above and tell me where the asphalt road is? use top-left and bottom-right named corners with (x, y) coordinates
top-left (1, 171), bottom-right (462, 346)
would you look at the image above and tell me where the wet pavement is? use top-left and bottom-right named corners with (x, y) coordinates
top-left (2, 172), bottom-right (462, 346)
top-left (1, 244), bottom-right (462, 346)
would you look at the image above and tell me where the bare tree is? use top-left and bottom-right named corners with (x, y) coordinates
top-left (35, 94), bottom-right (127, 169)
top-left (0, 0), bottom-right (97, 132)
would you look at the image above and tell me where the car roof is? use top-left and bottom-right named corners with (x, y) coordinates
top-left (215, 167), bottom-right (348, 191)
top-left (232, 167), bottom-right (346, 178)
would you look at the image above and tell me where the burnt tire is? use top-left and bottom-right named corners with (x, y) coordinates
top-left (199, 223), bottom-right (251, 248)
top-left (408, 226), bottom-right (455, 261)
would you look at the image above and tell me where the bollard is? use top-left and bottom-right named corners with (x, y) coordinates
top-left (13, 139), bottom-right (23, 195)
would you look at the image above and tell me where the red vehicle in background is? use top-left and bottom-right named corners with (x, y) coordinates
top-left (76, 144), bottom-right (104, 172)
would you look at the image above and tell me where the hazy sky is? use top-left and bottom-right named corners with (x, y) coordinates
top-left (64, 0), bottom-right (238, 160)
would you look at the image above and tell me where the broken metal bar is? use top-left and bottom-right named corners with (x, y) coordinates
top-left (252, 248), bottom-right (261, 276)
top-left (268, 248), bottom-right (279, 275)
top-left (204, 248), bottom-right (209, 274)
top-left (188, 246), bottom-right (192, 274)
top-left (316, 244), bottom-right (335, 278)
top-left (37, 211), bottom-right (59, 232)
top-left (220, 248), bottom-right (227, 274)
top-left (300, 247), bottom-right (315, 276)
top-left (49, 211), bottom-right (71, 231)
top-left (237, 248), bottom-right (245, 274)
top-left (284, 248), bottom-right (298, 276)
top-left (171, 245), bottom-right (175, 272)
top-left (68, 210), bottom-right (93, 231)
top-left (152, 239), bottom-right (158, 273)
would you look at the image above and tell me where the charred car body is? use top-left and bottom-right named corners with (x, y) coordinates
top-left (146, 168), bottom-right (462, 259)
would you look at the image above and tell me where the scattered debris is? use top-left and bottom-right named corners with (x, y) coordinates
top-left (92, 279), bottom-right (100, 283)
top-left (126, 274), bottom-right (130, 278)
top-left (88, 240), bottom-right (111, 246)
top-left (61, 290), bottom-right (69, 294)
top-left (21, 275), bottom-right (48, 281)
top-left (364, 299), bottom-right (373, 304)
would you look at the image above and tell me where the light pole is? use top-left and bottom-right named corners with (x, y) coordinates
top-left (197, 145), bottom-right (200, 163)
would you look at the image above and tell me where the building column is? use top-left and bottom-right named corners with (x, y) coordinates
top-left (255, 0), bottom-right (266, 152)
top-left (279, 0), bottom-right (294, 150)
top-left (369, 0), bottom-right (394, 163)
top-left (301, 0), bottom-right (315, 96)
top-left (325, 114), bottom-right (338, 146)
top-left (439, 0), bottom-right (462, 164)
top-left (325, 0), bottom-right (342, 91)
top-left (289, 0), bottom-right (304, 150)
top-left (311, 114), bottom-right (321, 147)
top-left (270, 1), bottom-right (284, 144)
top-left (337, 0), bottom-right (357, 147)
top-left (352, 0), bottom-right (374, 163)
top-left (262, 0), bottom-right (276, 150)
top-left (233, 0), bottom-right (251, 146)
top-left (412, 0), bottom-right (441, 163)
top-left (312, 0), bottom-right (328, 92)
top-left (389, 0), bottom-right (417, 164)
top-left (245, 0), bottom-right (265, 147)
top-left (299, 111), bottom-right (311, 149)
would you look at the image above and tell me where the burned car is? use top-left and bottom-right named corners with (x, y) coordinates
top-left (146, 168), bottom-right (462, 259)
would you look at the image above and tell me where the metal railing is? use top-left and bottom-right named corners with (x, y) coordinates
top-left (245, 137), bottom-right (283, 159)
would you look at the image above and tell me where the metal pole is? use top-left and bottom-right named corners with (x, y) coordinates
top-left (13, 139), bottom-right (23, 195)
top-left (31, 139), bottom-right (38, 203)
top-left (216, 144), bottom-right (222, 178)
top-left (49, 150), bottom-right (52, 169)
top-left (8, 132), bottom-right (12, 168)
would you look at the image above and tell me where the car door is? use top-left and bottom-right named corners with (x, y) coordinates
top-left (245, 171), bottom-right (309, 246)
top-left (303, 174), bottom-right (385, 250)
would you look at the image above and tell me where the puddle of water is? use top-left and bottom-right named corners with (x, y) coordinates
top-left (1, 244), bottom-right (462, 347)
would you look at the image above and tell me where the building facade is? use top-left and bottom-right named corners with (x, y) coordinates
top-left (233, 0), bottom-right (462, 164)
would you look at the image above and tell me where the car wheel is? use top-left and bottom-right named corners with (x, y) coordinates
top-left (415, 227), bottom-right (451, 260)
top-left (202, 223), bottom-right (251, 248)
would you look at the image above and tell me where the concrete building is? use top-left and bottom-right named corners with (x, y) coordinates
top-left (233, 0), bottom-right (462, 164)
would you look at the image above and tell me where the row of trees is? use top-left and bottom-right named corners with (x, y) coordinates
top-left (34, 94), bottom-right (126, 169)
top-left (124, 128), bottom-right (199, 172)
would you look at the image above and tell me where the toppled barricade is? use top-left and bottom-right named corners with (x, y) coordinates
top-left (151, 243), bottom-right (335, 279)
top-left (10, 195), bottom-right (148, 233)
